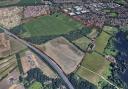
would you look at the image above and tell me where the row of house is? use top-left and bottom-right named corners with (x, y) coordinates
top-left (24, 5), bottom-right (50, 18)
top-left (63, 6), bottom-right (90, 16)
top-left (0, 6), bottom-right (22, 29)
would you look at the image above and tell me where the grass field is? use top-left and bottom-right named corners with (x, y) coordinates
top-left (103, 26), bottom-right (118, 35)
top-left (0, 0), bottom-right (20, 6)
top-left (103, 9), bottom-right (118, 17)
top-left (76, 52), bottom-right (110, 85)
top-left (21, 13), bottom-right (83, 37)
top-left (0, 0), bottom-right (42, 6)
top-left (76, 66), bottom-right (101, 85)
top-left (95, 31), bottom-right (111, 53)
top-left (19, 0), bottom-right (41, 4)
top-left (72, 36), bottom-right (91, 50)
top-left (114, 0), bottom-right (126, 4)
top-left (87, 28), bottom-right (99, 39)
top-left (103, 26), bottom-right (118, 57)
top-left (28, 81), bottom-right (43, 89)
top-left (81, 52), bottom-right (110, 72)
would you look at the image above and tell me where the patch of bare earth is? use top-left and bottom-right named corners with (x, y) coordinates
top-left (43, 37), bottom-right (85, 74)
top-left (21, 51), bottom-right (57, 78)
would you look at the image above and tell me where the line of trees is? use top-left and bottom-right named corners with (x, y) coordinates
top-left (104, 30), bottom-right (128, 89)
top-left (22, 68), bottom-right (97, 89)
top-left (11, 26), bottom-right (92, 45)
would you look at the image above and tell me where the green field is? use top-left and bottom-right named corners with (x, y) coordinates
top-left (76, 66), bottom-right (101, 85)
top-left (102, 9), bottom-right (118, 17)
top-left (102, 26), bottom-right (118, 56)
top-left (19, 0), bottom-right (41, 4)
top-left (103, 26), bottom-right (118, 35)
top-left (114, 0), bottom-right (126, 4)
top-left (95, 31), bottom-right (111, 53)
top-left (0, 0), bottom-right (42, 6)
top-left (110, 12), bottom-right (118, 17)
top-left (0, 0), bottom-right (20, 6)
top-left (72, 28), bottom-right (99, 51)
top-left (76, 52), bottom-right (110, 85)
top-left (28, 81), bottom-right (43, 89)
top-left (81, 52), bottom-right (110, 72)
top-left (72, 36), bottom-right (91, 50)
top-left (87, 28), bottom-right (99, 39)
top-left (21, 13), bottom-right (83, 37)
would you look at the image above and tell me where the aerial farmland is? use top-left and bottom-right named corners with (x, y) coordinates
top-left (21, 13), bottom-right (83, 37)
top-left (0, 0), bottom-right (128, 89)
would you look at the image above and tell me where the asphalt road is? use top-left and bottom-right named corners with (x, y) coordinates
top-left (0, 27), bottom-right (74, 89)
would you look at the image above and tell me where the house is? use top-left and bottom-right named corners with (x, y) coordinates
top-left (24, 5), bottom-right (50, 18)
